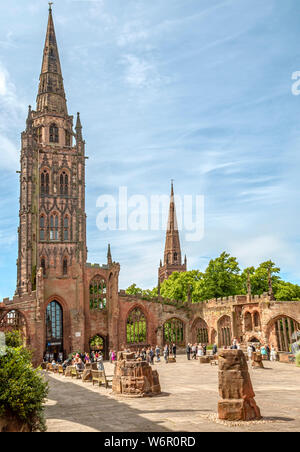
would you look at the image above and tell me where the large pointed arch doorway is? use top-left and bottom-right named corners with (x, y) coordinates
top-left (45, 301), bottom-right (64, 362)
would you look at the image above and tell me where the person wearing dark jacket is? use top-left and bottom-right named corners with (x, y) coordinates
top-left (186, 343), bottom-right (191, 360)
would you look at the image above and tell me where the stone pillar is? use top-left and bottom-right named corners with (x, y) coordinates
top-left (218, 349), bottom-right (262, 421)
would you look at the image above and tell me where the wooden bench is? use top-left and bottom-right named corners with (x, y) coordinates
top-left (58, 365), bottom-right (64, 375)
top-left (71, 368), bottom-right (83, 379)
top-left (210, 359), bottom-right (218, 366)
top-left (92, 370), bottom-right (112, 388)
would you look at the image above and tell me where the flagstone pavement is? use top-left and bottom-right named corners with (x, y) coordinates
top-left (44, 356), bottom-right (300, 432)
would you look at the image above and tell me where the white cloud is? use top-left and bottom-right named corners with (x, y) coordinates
top-left (117, 22), bottom-right (149, 47)
top-left (0, 135), bottom-right (18, 171)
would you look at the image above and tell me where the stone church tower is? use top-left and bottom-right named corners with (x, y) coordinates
top-left (17, 5), bottom-right (87, 296)
top-left (158, 182), bottom-right (187, 284)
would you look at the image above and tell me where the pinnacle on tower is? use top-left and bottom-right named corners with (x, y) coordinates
top-left (36, 5), bottom-right (67, 115)
top-left (76, 112), bottom-right (83, 141)
top-left (107, 244), bottom-right (112, 266)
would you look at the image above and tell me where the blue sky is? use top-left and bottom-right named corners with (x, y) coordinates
top-left (1, 0), bottom-right (300, 298)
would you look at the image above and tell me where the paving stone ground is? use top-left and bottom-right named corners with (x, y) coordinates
top-left (45, 356), bottom-right (300, 432)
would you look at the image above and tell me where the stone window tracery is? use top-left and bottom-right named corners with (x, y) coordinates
top-left (60, 171), bottom-right (69, 196)
top-left (126, 308), bottom-right (147, 344)
top-left (89, 276), bottom-right (107, 310)
top-left (163, 318), bottom-right (184, 345)
top-left (49, 123), bottom-right (59, 143)
top-left (41, 170), bottom-right (50, 195)
top-left (40, 215), bottom-right (46, 241)
top-left (63, 216), bottom-right (69, 241)
top-left (50, 214), bottom-right (59, 241)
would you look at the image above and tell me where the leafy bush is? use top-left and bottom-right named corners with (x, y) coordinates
top-left (0, 333), bottom-right (48, 432)
top-left (5, 330), bottom-right (23, 348)
top-left (296, 352), bottom-right (300, 368)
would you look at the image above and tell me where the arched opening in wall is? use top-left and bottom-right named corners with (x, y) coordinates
top-left (211, 328), bottom-right (217, 345)
top-left (49, 123), bottom-right (59, 143)
top-left (0, 310), bottom-right (27, 346)
top-left (272, 316), bottom-right (300, 352)
top-left (192, 318), bottom-right (209, 344)
top-left (45, 301), bottom-right (64, 362)
top-left (163, 318), bottom-right (184, 346)
top-left (253, 311), bottom-right (260, 328)
top-left (126, 308), bottom-right (147, 346)
top-left (41, 170), bottom-right (50, 195)
top-left (244, 312), bottom-right (253, 332)
top-left (89, 276), bottom-right (107, 310)
top-left (248, 336), bottom-right (261, 345)
top-left (60, 171), bottom-right (69, 196)
top-left (62, 258), bottom-right (68, 276)
top-left (89, 334), bottom-right (108, 360)
top-left (217, 315), bottom-right (232, 347)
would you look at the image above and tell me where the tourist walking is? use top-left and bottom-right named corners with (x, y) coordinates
top-left (197, 344), bottom-right (204, 358)
top-left (149, 347), bottom-right (154, 365)
top-left (186, 343), bottom-right (191, 360)
top-left (270, 345), bottom-right (277, 362)
top-left (97, 353), bottom-right (105, 371)
top-left (192, 343), bottom-right (197, 359)
top-left (164, 344), bottom-right (169, 363)
top-left (266, 344), bottom-right (271, 361)
top-left (247, 344), bottom-right (253, 360)
top-left (172, 343), bottom-right (177, 359)
top-left (155, 345), bottom-right (161, 363)
top-left (212, 343), bottom-right (218, 355)
top-left (203, 344), bottom-right (207, 356)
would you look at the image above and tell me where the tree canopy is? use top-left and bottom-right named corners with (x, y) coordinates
top-left (126, 252), bottom-right (300, 303)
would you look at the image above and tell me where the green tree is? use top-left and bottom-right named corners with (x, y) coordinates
top-left (126, 284), bottom-right (143, 296)
top-left (200, 252), bottom-right (242, 300)
top-left (241, 261), bottom-right (280, 295)
top-left (274, 281), bottom-right (300, 301)
top-left (0, 331), bottom-right (48, 432)
top-left (160, 270), bottom-right (203, 302)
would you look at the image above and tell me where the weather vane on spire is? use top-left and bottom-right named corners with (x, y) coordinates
top-left (49, 2), bottom-right (53, 11)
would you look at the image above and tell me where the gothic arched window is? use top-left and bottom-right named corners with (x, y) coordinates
top-left (126, 308), bottom-right (147, 344)
top-left (63, 216), bottom-right (69, 241)
top-left (89, 276), bottom-right (107, 310)
top-left (40, 215), bottom-right (45, 241)
top-left (163, 318), bottom-right (184, 345)
top-left (60, 171), bottom-right (68, 195)
top-left (37, 127), bottom-right (42, 143)
top-left (46, 301), bottom-right (63, 347)
top-left (65, 130), bottom-right (71, 146)
top-left (41, 258), bottom-right (46, 276)
top-left (174, 252), bottom-right (178, 262)
top-left (63, 258), bottom-right (68, 276)
top-left (49, 123), bottom-right (59, 143)
top-left (50, 214), bottom-right (59, 241)
top-left (41, 170), bottom-right (50, 195)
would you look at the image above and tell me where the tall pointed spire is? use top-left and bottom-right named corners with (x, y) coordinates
top-left (36, 5), bottom-right (67, 115)
top-left (158, 182), bottom-right (187, 284)
top-left (164, 181), bottom-right (181, 266)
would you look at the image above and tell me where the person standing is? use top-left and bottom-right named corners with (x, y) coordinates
top-left (155, 345), bottom-right (161, 363)
top-left (212, 343), bottom-right (218, 356)
top-left (164, 344), bottom-right (169, 364)
top-left (203, 344), bottom-right (207, 356)
top-left (266, 344), bottom-right (271, 361)
top-left (247, 344), bottom-right (253, 360)
top-left (270, 345), bottom-right (277, 362)
top-left (192, 344), bottom-right (197, 360)
top-left (97, 353), bottom-right (104, 371)
top-left (172, 343), bottom-right (177, 359)
top-left (186, 343), bottom-right (191, 360)
top-left (149, 347), bottom-right (154, 365)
